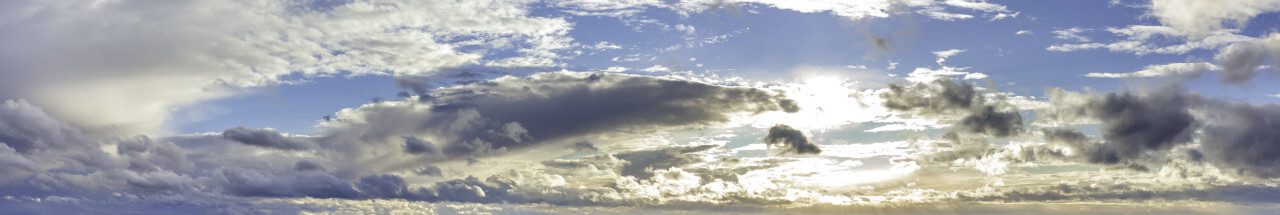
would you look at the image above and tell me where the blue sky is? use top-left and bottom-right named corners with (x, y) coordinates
top-left (4, 0), bottom-right (1280, 214)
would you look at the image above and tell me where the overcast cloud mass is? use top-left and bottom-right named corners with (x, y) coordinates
top-left (4, 0), bottom-right (1280, 214)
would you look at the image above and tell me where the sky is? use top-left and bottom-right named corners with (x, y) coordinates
top-left (3, 0), bottom-right (1280, 214)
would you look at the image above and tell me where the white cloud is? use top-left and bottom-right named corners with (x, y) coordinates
top-left (1085, 62), bottom-right (1218, 78)
top-left (932, 49), bottom-right (967, 65)
top-left (640, 65), bottom-right (672, 73)
top-left (945, 0), bottom-right (1010, 12)
top-left (600, 66), bottom-right (629, 73)
top-left (1015, 30), bottom-right (1033, 35)
top-left (589, 41), bottom-right (623, 50)
top-left (1148, 0), bottom-right (1280, 39)
top-left (0, 0), bottom-right (575, 134)
top-left (918, 6), bottom-right (975, 21)
top-left (990, 12), bottom-right (1019, 21)
top-left (675, 24), bottom-right (696, 35)
top-left (1052, 27), bottom-right (1091, 42)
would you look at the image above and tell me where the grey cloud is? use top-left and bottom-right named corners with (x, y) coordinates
top-left (402, 136), bottom-right (441, 155)
top-left (958, 106), bottom-right (1024, 137)
top-left (569, 141), bottom-right (599, 152)
top-left (762, 124), bottom-right (822, 155)
top-left (1214, 42), bottom-right (1270, 84)
top-left (221, 126), bottom-right (314, 150)
top-left (215, 167), bottom-right (360, 199)
top-left (882, 78), bottom-right (976, 112)
top-left (958, 181), bottom-right (1280, 204)
top-left (881, 78), bottom-right (1024, 137)
top-left (1037, 86), bottom-right (1280, 179)
top-left (295, 159), bottom-right (326, 172)
top-left (1200, 103), bottom-right (1280, 178)
top-left (414, 165), bottom-right (443, 177)
top-left (1043, 88), bottom-right (1198, 161)
top-left (612, 145), bottom-right (716, 179)
top-left (915, 132), bottom-right (993, 164)
top-left (1042, 128), bottom-right (1120, 165)
top-left (319, 72), bottom-right (796, 175)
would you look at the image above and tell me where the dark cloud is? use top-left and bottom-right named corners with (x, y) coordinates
top-left (1042, 128), bottom-right (1120, 165)
top-left (762, 124), bottom-right (822, 155)
top-left (402, 136), bottom-right (441, 155)
top-left (958, 106), bottom-right (1024, 137)
top-left (1040, 88), bottom-right (1198, 163)
top-left (221, 126), bottom-right (314, 150)
top-left (295, 159), bottom-right (326, 172)
top-left (569, 141), bottom-right (599, 152)
top-left (215, 167), bottom-right (360, 198)
top-left (881, 78), bottom-right (1023, 137)
top-left (1200, 103), bottom-right (1280, 178)
top-left (433, 72), bottom-right (799, 151)
top-left (318, 72), bottom-right (797, 175)
top-left (1086, 90), bottom-right (1197, 159)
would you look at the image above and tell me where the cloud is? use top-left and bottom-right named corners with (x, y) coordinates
top-left (569, 141), bottom-right (599, 152)
top-left (1015, 30), bottom-right (1032, 35)
top-left (1214, 36), bottom-right (1277, 84)
top-left (881, 79), bottom-right (1024, 137)
top-left (1053, 27), bottom-right (1091, 42)
top-left (214, 167), bottom-right (360, 198)
top-left (1148, 0), bottom-right (1280, 39)
top-left (1046, 25), bottom-right (1256, 55)
top-left (989, 12), bottom-right (1019, 21)
top-left (1200, 102), bottom-right (1280, 178)
top-left (402, 136), bottom-right (442, 156)
top-left (1040, 87), bottom-right (1198, 161)
top-left (918, 6), bottom-right (975, 21)
top-left (762, 124), bottom-right (822, 155)
top-left (221, 126), bottom-right (315, 150)
top-left (317, 72), bottom-right (797, 176)
top-left (640, 65), bottom-right (673, 73)
top-left (1085, 62), bottom-right (1218, 78)
top-left (0, 0), bottom-right (574, 134)
top-left (944, 0), bottom-right (1010, 12)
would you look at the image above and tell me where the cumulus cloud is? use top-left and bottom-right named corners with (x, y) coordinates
top-left (1148, 0), bottom-right (1280, 39)
top-left (881, 79), bottom-right (1024, 137)
top-left (762, 124), bottom-right (822, 155)
top-left (1200, 103), bottom-right (1280, 178)
top-left (1040, 87), bottom-right (1198, 161)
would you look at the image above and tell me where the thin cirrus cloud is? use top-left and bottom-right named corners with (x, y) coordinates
top-left (5, 0), bottom-right (1280, 214)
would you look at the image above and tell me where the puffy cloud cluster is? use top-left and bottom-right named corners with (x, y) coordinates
top-left (1027, 86), bottom-right (1280, 179)
top-left (881, 78), bottom-right (1024, 137)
